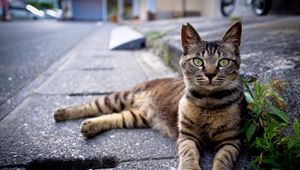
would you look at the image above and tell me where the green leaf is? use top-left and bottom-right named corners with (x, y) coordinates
top-left (287, 139), bottom-right (295, 150)
top-left (293, 118), bottom-right (300, 137)
top-left (246, 121), bottom-right (257, 141)
top-left (262, 158), bottom-right (280, 167)
top-left (254, 82), bottom-right (265, 98)
top-left (269, 104), bottom-right (289, 123)
top-left (254, 138), bottom-right (268, 150)
top-left (271, 168), bottom-right (281, 170)
top-left (244, 91), bottom-right (254, 103)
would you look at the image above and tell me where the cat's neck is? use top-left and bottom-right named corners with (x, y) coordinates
top-left (184, 76), bottom-right (243, 101)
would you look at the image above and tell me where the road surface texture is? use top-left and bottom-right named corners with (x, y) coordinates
top-left (0, 15), bottom-right (300, 169)
top-left (0, 20), bottom-right (97, 120)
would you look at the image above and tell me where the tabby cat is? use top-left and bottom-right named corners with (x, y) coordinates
top-left (54, 22), bottom-right (244, 170)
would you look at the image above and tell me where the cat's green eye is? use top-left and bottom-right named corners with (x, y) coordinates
top-left (193, 58), bottom-right (204, 67)
top-left (219, 58), bottom-right (230, 67)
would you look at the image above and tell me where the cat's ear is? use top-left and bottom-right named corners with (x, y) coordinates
top-left (181, 23), bottom-right (202, 54)
top-left (220, 22), bottom-right (242, 54)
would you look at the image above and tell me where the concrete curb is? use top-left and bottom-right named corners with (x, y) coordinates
top-left (144, 16), bottom-right (300, 74)
top-left (109, 26), bottom-right (145, 50)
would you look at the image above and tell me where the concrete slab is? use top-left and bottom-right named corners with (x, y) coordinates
top-left (112, 159), bottom-right (177, 170)
top-left (35, 52), bottom-right (149, 95)
top-left (109, 26), bottom-right (145, 50)
top-left (0, 95), bottom-right (176, 169)
top-left (35, 49), bottom-right (176, 95)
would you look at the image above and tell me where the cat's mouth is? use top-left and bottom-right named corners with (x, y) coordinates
top-left (197, 79), bottom-right (225, 87)
top-left (206, 82), bottom-right (225, 89)
top-left (209, 81), bottom-right (224, 86)
top-left (194, 81), bottom-right (225, 91)
top-left (196, 75), bottom-right (226, 87)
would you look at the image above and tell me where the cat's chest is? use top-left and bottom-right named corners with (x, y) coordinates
top-left (196, 108), bottom-right (240, 137)
top-left (179, 96), bottom-right (241, 138)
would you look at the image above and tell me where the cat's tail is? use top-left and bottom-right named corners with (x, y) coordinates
top-left (53, 90), bottom-right (135, 122)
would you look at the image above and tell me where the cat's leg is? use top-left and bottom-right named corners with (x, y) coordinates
top-left (80, 109), bottom-right (149, 138)
top-left (177, 99), bottom-right (202, 170)
top-left (53, 90), bottom-right (134, 122)
top-left (177, 134), bottom-right (201, 170)
top-left (177, 114), bottom-right (202, 170)
top-left (212, 138), bottom-right (241, 170)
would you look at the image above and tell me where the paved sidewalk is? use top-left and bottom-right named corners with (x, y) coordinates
top-left (0, 24), bottom-right (180, 169)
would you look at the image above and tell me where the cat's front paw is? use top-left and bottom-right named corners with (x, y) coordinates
top-left (53, 108), bottom-right (68, 122)
top-left (80, 120), bottom-right (99, 138)
top-left (178, 162), bottom-right (201, 170)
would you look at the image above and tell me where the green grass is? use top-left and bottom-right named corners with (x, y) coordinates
top-left (145, 28), bottom-right (176, 41)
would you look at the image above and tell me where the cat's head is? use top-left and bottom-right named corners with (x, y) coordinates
top-left (180, 22), bottom-right (242, 91)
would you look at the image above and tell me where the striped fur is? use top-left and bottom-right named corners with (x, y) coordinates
top-left (53, 78), bottom-right (184, 138)
top-left (53, 22), bottom-right (243, 170)
top-left (177, 22), bottom-right (243, 170)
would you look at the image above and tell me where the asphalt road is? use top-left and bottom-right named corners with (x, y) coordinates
top-left (0, 20), bottom-right (98, 105)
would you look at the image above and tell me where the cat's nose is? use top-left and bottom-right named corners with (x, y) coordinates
top-left (205, 72), bottom-right (217, 81)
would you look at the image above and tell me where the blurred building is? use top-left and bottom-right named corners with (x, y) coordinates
top-left (152, 0), bottom-right (218, 19)
top-left (62, 0), bottom-right (218, 21)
